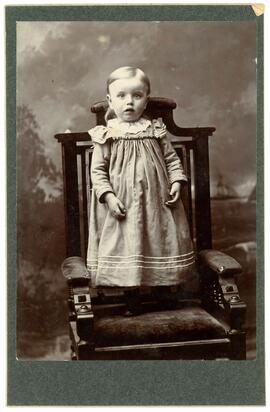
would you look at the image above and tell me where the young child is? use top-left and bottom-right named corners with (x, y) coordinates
top-left (87, 66), bottom-right (196, 312)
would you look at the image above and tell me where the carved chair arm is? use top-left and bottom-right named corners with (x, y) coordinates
top-left (61, 256), bottom-right (90, 281)
top-left (198, 249), bottom-right (242, 277)
top-left (61, 256), bottom-right (94, 343)
top-left (217, 274), bottom-right (247, 331)
top-left (198, 250), bottom-right (246, 330)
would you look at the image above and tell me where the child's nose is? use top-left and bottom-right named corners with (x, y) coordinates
top-left (126, 95), bottom-right (133, 105)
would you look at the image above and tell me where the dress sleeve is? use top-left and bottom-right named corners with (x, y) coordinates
top-left (91, 142), bottom-right (114, 203)
top-left (159, 135), bottom-right (188, 184)
top-left (153, 119), bottom-right (187, 184)
top-left (88, 125), bottom-right (109, 144)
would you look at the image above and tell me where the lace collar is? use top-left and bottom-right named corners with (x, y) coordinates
top-left (88, 118), bottom-right (166, 144)
top-left (107, 117), bottom-right (152, 134)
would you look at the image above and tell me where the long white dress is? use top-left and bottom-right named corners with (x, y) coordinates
top-left (87, 117), bottom-right (196, 288)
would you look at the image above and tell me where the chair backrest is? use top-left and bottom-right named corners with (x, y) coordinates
top-left (55, 97), bottom-right (215, 259)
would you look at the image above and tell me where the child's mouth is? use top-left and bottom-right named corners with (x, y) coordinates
top-left (124, 108), bottom-right (134, 113)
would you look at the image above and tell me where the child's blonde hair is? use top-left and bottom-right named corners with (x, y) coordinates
top-left (105, 66), bottom-right (151, 123)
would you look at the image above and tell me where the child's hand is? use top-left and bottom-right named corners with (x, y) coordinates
top-left (165, 182), bottom-right (181, 208)
top-left (104, 192), bottom-right (126, 220)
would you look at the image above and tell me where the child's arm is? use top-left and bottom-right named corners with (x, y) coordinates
top-left (91, 142), bottom-right (113, 202)
top-left (91, 143), bottom-right (126, 219)
top-left (159, 136), bottom-right (187, 207)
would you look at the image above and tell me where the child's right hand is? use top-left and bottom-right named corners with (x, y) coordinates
top-left (104, 192), bottom-right (126, 220)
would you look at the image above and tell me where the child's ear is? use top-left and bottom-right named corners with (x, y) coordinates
top-left (106, 94), bottom-right (112, 107)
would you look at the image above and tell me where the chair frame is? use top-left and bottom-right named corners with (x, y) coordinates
top-left (55, 97), bottom-right (247, 360)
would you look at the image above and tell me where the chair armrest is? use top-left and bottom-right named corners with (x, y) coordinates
top-left (198, 249), bottom-right (242, 277)
top-left (61, 256), bottom-right (90, 282)
top-left (61, 256), bottom-right (94, 344)
top-left (198, 249), bottom-right (246, 330)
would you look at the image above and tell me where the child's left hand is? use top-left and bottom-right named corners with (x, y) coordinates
top-left (165, 182), bottom-right (181, 207)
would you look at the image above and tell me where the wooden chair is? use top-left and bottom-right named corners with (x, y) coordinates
top-left (55, 97), bottom-right (247, 360)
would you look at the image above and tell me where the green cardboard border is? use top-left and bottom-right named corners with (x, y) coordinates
top-left (6, 5), bottom-right (265, 406)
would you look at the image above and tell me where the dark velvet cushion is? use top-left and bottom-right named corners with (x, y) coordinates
top-left (93, 304), bottom-right (226, 347)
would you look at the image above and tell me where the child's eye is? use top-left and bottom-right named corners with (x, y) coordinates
top-left (134, 93), bottom-right (142, 99)
top-left (117, 93), bottom-right (125, 98)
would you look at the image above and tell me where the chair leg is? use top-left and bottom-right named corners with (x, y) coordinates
top-left (228, 330), bottom-right (246, 360)
top-left (77, 340), bottom-right (94, 360)
top-left (71, 344), bottom-right (77, 361)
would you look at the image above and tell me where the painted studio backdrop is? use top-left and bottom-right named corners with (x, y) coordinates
top-left (16, 21), bottom-right (256, 359)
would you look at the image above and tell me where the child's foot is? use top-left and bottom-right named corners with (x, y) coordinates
top-left (124, 288), bottom-right (141, 316)
top-left (153, 286), bottom-right (178, 310)
top-left (124, 309), bottom-right (137, 317)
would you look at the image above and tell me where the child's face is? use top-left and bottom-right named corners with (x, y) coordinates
top-left (107, 77), bottom-right (149, 122)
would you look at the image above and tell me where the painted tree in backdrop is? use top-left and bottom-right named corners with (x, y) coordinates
top-left (17, 106), bottom-right (67, 348)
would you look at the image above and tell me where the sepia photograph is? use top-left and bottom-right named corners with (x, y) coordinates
top-left (5, 0), bottom-right (268, 406)
top-left (16, 17), bottom-right (258, 362)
